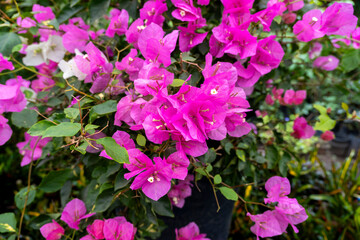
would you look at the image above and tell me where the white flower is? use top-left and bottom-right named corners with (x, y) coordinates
top-left (23, 42), bottom-right (46, 66)
top-left (58, 49), bottom-right (86, 80)
top-left (23, 35), bottom-right (66, 66)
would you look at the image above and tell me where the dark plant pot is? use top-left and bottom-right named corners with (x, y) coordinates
top-left (158, 178), bottom-right (235, 240)
top-left (331, 121), bottom-right (360, 158)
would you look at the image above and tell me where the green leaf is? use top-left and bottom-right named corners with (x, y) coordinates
top-left (96, 137), bottom-right (129, 164)
top-left (12, 44), bottom-right (23, 53)
top-left (195, 168), bottom-right (207, 176)
top-left (341, 102), bottom-right (351, 118)
top-left (314, 115), bottom-right (336, 131)
top-left (15, 186), bottom-right (36, 209)
top-left (355, 207), bottom-right (360, 232)
top-left (85, 124), bottom-right (99, 132)
top-left (11, 109), bottom-right (38, 128)
top-left (199, 148), bottom-right (217, 163)
top-left (136, 134), bottom-right (146, 147)
top-left (214, 174), bottom-right (222, 184)
top-left (28, 120), bottom-right (56, 136)
top-left (90, 0), bottom-right (110, 23)
top-left (94, 188), bottom-right (113, 212)
top-left (0, 32), bottom-right (21, 56)
top-left (266, 145), bottom-right (279, 169)
top-left (274, 15), bottom-right (282, 24)
top-left (38, 169), bottom-right (73, 193)
top-left (236, 149), bottom-right (246, 162)
top-left (150, 198), bottom-right (174, 217)
top-left (219, 187), bottom-right (238, 201)
top-left (114, 170), bottom-right (131, 190)
top-left (64, 108), bottom-right (79, 120)
top-left (89, 100), bottom-right (117, 122)
top-left (341, 49), bottom-right (360, 73)
top-left (43, 122), bottom-right (81, 137)
top-left (57, 4), bottom-right (84, 23)
top-left (313, 104), bottom-right (327, 115)
top-left (0, 213), bottom-right (17, 233)
top-left (279, 151), bottom-right (291, 177)
top-left (171, 79), bottom-right (185, 87)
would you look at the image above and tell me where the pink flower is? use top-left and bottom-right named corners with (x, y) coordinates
top-left (275, 197), bottom-right (308, 233)
top-left (264, 176), bottom-right (291, 204)
top-left (17, 133), bottom-right (52, 167)
top-left (32, 4), bottom-right (55, 22)
top-left (105, 9), bottom-right (129, 37)
top-left (265, 94), bottom-right (274, 105)
top-left (103, 217), bottom-right (136, 240)
top-left (178, 24), bottom-right (208, 52)
top-left (308, 42), bottom-right (322, 59)
top-left (0, 76), bottom-right (29, 112)
top-left (138, 23), bottom-right (179, 67)
top-left (282, 12), bottom-right (296, 24)
top-left (321, 130), bottom-right (335, 141)
top-left (132, 158), bottom-right (173, 200)
top-left (283, 89), bottom-right (306, 105)
top-left (293, 9), bottom-right (324, 42)
top-left (139, 0), bottom-right (168, 26)
top-left (171, 0), bottom-right (201, 22)
top-left (60, 198), bottom-right (95, 230)
top-left (115, 49), bottom-right (144, 80)
top-left (313, 55), bottom-right (339, 71)
top-left (249, 35), bottom-right (284, 75)
top-left (168, 175), bottom-right (193, 208)
top-left (319, 2), bottom-right (357, 37)
top-left (0, 53), bottom-right (14, 72)
top-left (251, 2), bottom-right (286, 32)
top-left (285, 0), bottom-right (303, 12)
top-left (0, 115), bottom-right (12, 146)
top-left (125, 18), bottom-right (145, 49)
top-left (197, 0), bottom-right (209, 5)
top-left (85, 219), bottom-right (104, 239)
top-left (16, 17), bottom-right (36, 28)
top-left (62, 25), bottom-right (89, 53)
top-left (247, 211), bottom-right (286, 240)
top-left (352, 28), bottom-right (360, 49)
top-left (165, 152), bottom-right (190, 180)
top-left (291, 117), bottom-right (315, 139)
top-left (175, 222), bottom-right (210, 240)
top-left (40, 220), bottom-right (65, 240)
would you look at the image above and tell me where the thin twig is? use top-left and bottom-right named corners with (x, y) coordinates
top-left (64, 79), bottom-right (97, 101)
top-left (33, 109), bottom-right (58, 125)
top-left (17, 137), bottom-right (41, 240)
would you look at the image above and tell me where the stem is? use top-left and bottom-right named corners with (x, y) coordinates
top-left (0, 67), bottom-right (24, 76)
top-left (11, 56), bottom-right (52, 78)
top-left (33, 109), bottom-right (58, 125)
top-left (70, 229), bottom-right (76, 240)
top-left (17, 137), bottom-right (41, 240)
top-left (13, 0), bottom-right (21, 17)
top-left (64, 79), bottom-right (97, 101)
top-left (204, 170), bottom-right (221, 212)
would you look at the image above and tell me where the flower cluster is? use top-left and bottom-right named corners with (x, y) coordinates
top-left (293, 2), bottom-right (358, 42)
top-left (175, 222), bottom-right (209, 240)
top-left (168, 174), bottom-right (194, 208)
top-left (265, 87), bottom-right (307, 106)
top-left (247, 176), bottom-right (308, 240)
top-left (40, 198), bottom-right (136, 240)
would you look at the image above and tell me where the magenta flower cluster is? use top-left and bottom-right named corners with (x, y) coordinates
top-left (247, 176), bottom-right (308, 240)
top-left (40, 198), bottom-right (136, 240)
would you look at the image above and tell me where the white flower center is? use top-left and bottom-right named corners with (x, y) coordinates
top-left (180, 10), bottom-right (186, 17)
top-left (312, 17), bottom-right (318, 22)
top-left (211, 88), bottom-right (218, 95)
top-left (173, 197), bottom-right (179, 204)
top-left (147, 176), bottom-right (154, 183)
